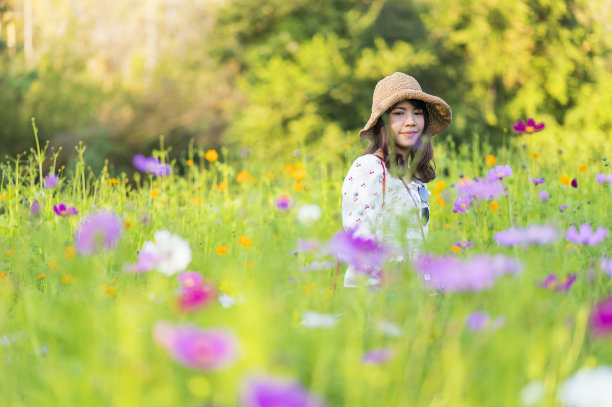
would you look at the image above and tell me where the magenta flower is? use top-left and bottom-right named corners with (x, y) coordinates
top-left (362, 348), bottom-right (394, 365)
top-left (454, 241), bottom-right (474, 248)
top-left (53, 203), bottom-right (78, 216)
top-left (453, 196), bottom-right (472, 213)
top-left (487, 165), bottom-right (513, 181)
top-left (539, 190), bottom-right (549, 202)
top-left (590, 297), bottom-right (612, 336)
top-left (30, 200), bottom-right (41, 215)
top-left (512, 118), bottom-right (545, 134)
top-left (413, 254), bottom-right (522, 292)
top-left (529, 177), bottom-right (545, 185)
top-left (43, 173), bottom-right (59, 189)
top-left (153, 321), bottom-right (239, 370)
top-left (326, 228), bottom-right (391, 276)
top-left (458, 178), bottom-right (505, 199)
top-left (74, 210), bottom-right (122, 254)
top-left (559, 205), bottom-right (568, 211)
top-left (466, 312), bottom-right (490, 332)
top-left (571, 178), bottom-right (578, 188)
top-left (566, 224), bottom-right (608, 246)
top-left (241, 375), bottom-right (324, 407)
top-left (133, 154), bottom-right (171, 177)
top-left (540, 273), bottom-right (577, 292)
top-left (600, 257), bottom-right (612, 278)
top-left (276, 194), bottom-right (292, 211)
top-left (596, 173), bottom-right (612, 185)
top-left (177, 272), bottom-right (216, 312)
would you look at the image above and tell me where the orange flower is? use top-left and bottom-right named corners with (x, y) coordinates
top-left (560, 176), bottom-right (571, 185)
top-left (193, 197), bottom-right (203, 205)
top-left (236, 171), bottom-right (250, 184)
top-left (204, 150), bottom-right (218, 162)
top-left (242, 260), bottom-right (254, 269)
top-left (37, 273), bottom-right (48, 280)
top-left (238, 236), bottom-right (252, 248)
top-left (435, 196), bottom-right (445, 207)
top-left (532, 152), bottom-right (540, 159)
top-left (450, 245), bottom-right (461, 254)
top-left (62, 274), bottom-right (74, 284)
top-left (108, 178), bottom-right (119, 184)
top-left (186, 159), bottom-right (194, 167)
top-left (443, 223), bottom-right (451, 228)
top-left (344, 144), bottom-right (350, 150)
top-left (291, 169), bottom-right (306, 180)
top-left (217, 182), bottom-right (227, 191)
top-left (435, 181), bottom-right (447, 190)
top-left (485, 154), bottom-right (496, 166)
top-left (64, 247), bottom-right (75, 260)
top-left (284, 164), bottom-right (295, 173)
top-left (216, 245), bottom-right (228, 255)
top-left (490, 202), bottom-right (500, 211)
top-left (293, 182), bottom-right (304, 191)
top-left (124, 221), bottom-right (132, 228)
top-left (48, 260), bottom-right (57, 270)
top-left (265, 173), bottom-right (273, 179)
top-left (578, 165), bottom-right (587, 172)
top-left (101, 284), bottom-right (115, 298)
top-left (0, 271), bottom-right (7, 279)
top-left (6, 249), bottom-right (15, 257)
top-left (151, 189), bottom-right (160, 198)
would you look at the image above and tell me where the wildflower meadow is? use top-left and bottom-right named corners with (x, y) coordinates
top-left (0, 122), bottom-right (610, 407)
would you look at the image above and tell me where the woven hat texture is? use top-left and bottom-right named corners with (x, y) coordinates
top-left (359, 72), bottom-right (452, 139)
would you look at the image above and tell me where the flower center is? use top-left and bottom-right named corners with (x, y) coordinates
top-left (526, 125), bottom-right (535, 133)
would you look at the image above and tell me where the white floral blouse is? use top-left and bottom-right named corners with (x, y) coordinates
top-left (341, 154), bottom-right (430, 287)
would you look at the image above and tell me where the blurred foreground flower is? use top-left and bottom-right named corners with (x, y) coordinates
top-left (177, 272), bottom-right (216, 312)
top-left (453, 196), bottom-right (472, 213)
top-left (596, 173), bottom-right (612, 185)
top-left (300, 311), bottom-right (339, 328)
top-left (133, 154), bottom-right (171, 177)
top-left (565, 224), bottom-right (608, 246)
top-left (494, 224), bottom-right (559, 246)
top-left (557, 366), bottom-right (612, 406)
top-left (53, 203), bottom-right (78, 216)
top-left (204, 149), bottom-right (218, 162)
top-left (458, 178), bottom-right (505, 200)
top-left (590, 297), bottom-right (612, 336)
top-left (43, 173), bottom-right (59, 189)
top-left (512, 119), bottom-right (545, 134)
top-left (153, 321), bottom-right (238, 371)
top-left (276, 194), bottom-right (293, 211)
top-left (362, 348), bottom-right (394, 365)
top-left (600, 257), bottom-right (612, 277)
top-left (413, 254), bottom-right (522, 292)
top-left (539, 190), bottom-right (549, 202)
top-left (540, 273), bottom-right (577, 292)
top-left (486, 165), bottom-right (513, 181)
top-left (241, 375), bottom-right (324, 407)
top-left (520, 381), bottom-right (545, 406)
top-left (296, 204), bottom-right (322, 226)
top-left (126, 231), bottom-right (191, 275)
top-left (74, 210), bottom-right (122, 254)
top-left (326, 228), bottom-right (391, 276)
top-left (465, 311), bottom-right (505, 332)
top-left (30, 200), bottom-right (41, 215)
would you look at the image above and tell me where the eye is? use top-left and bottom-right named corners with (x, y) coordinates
top-left (414, 110), bottom-right (424, 115)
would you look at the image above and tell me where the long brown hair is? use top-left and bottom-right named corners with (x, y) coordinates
top-left (364, 99), bottom-right (436, 183)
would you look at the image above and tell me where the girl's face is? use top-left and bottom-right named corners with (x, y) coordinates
top-left (388, 101), bottom-right (425, 151)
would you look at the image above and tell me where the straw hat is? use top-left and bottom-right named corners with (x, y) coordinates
top-left (359, 72), bottom-right (452, 139)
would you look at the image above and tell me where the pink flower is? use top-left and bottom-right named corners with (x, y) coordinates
top-left (43, 173), bottom-right (59, 189)
top-left (486, 165), bottom-right (513, 181)
top-left (595, 173), bottom-right (612, 185)
top-left (362, 348), bottom-right (394, 364)
top-left (539, 190), bottom-right (549, 202)
top-left (458, 178), bottom-right (505, 199)
top-left (540, 273), bottom-right (577, 292)
top-left (177, 271), bottom-right (216, 312)
top-left (453, 196), bottom-right (472, 213)
top-left (74, 210), bottom-right (123, 254)
top-left (590, 297), bottom-right (612, 336)
top-left (565, 224), bottom-right (608, 246)
top-left (600, 257), bottom-right (612, 277)
top-left (241, 375), bottom-right (324, 407)
top-left (153, 321), bottom-right (239, 370)
top-left (53, 203), bottom-right (78, 216)
top-left (512, 118), bottom-right (545, 134)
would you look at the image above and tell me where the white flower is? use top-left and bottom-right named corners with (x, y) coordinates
top-left (296, 204), bottom-right (322, 226)
top-left (127, 230), bottom-right (192, 276)
top-left (377, 321), bottom-right (403, 337)
top-left (520, 380), bottom-right (545, 406)
top-left (219, 293), bottom-right (235, 308)
top-left (300, 311), bottom-right (338, 328)
top-left (558, 366), bottom-right (612, 407)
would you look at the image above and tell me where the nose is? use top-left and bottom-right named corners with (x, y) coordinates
top-left (404, 113), bottom-right (416, 126)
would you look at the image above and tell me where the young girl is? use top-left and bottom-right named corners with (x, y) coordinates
top-left (341, 72), bottom-right (452, 287)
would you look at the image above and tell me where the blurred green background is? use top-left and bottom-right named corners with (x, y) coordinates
top-left (1, 0), bottom-right (610, 169)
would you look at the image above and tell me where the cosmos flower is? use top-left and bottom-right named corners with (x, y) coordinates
top-left (454, 241), bottom-right (474, 248)
top-left (30, 200), bottom-right (41, 215)
top-left (153, 321), bottom-right (239, 371)
top-left (558, 366), bottom-right (612, 406)
top-left (133, 154), bottom-right (171, 177)
top-left (53, 203), bottom-right (78, 216)
top-left (565, 224), bottom-right (608, 246)
top-left (512, 119), bottom-right (545, 134)
top-left (43, 173), bottom-right (59, 189)
top-left (296, 204), bottom-right (322, 226)
top-left (74, 210), bottom-right (122, 254)
top-left (539, 190), bottom-right (549, 202)
top-left (466, 312), bottom-right (490, 332)
top-left (413, 254), bottom-right (522, 292)
top-left (453, 196), bottom-right (472, 213)
top-left (486, 165), bottom-right (513, 181)
top-left (126, 230), bottom-right (192, 275)
top-left (540, 273), bottom-right (577, 292)
top-left (240, 375), bottom-right (325, 407)
top-left (177, 271), bottom-right (216, 312)
top-left (529, 177), bottom-right (545, 185)
top-left (276, 194), bottom-right (292, 211)
top-left (325, 228), bottom-right (391, 276)
top-left (600, 257), bottom-right (612, 278)
top-left (595, 173), bottom-right (612, 185)
top-left (494, 224), bottom-right (559, 246)
top-left (458, 178), bottom-right (505, 199)
top-left (362, 348), bottom-right (394, 365)
top-left (590, 297), bottom-right (612, 336)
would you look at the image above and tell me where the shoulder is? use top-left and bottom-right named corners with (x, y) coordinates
top-left (349, 154), bottom-right (385, 174)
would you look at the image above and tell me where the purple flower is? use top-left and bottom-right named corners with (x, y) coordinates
top-left (466, 312), bottom-right (490, 332)
top-left (512, 118), bottom-right (545, 134)
top-left (596, 173), bottom-right (612, 185)
top-left (487, 165), bottom-right (513, 181)
top-left (529, 177), bottom-right (545, 185)
top-left (571, 178), bottom-right (578, 188)
top-left (30, 200), bottom-right (41, 215)
top-left (276, 194), bottom-right (292, 211)
top-left (133, 154), bottom-right (171, 177)
top-left (453, 196), bottom-right (472, 213)
top-left (539, 190), bottom-right (549, 202)
top-left (177, 271), bottom-right (216, 312)
top-left (241, 375), bottom-right (324, 407)
top-left (590, 297), bottom-right (612, 336)
top-left (325, 228), bottom-right (391, 276)
top-left (458, 178), bottom-right (505, 199)
top-left (43, 173), bottom-right (59, 189)
top-left (494, 224), bottom-right (558, 246)
top-left (540, 273), bottom-right (577, 292)
top-left (493, 228), bottom-right (525, 247)
top-left (566, 224), bottom-right (608, 246)
top-left (153, 321), bottom-right (239, 370)
top-left (74, 210), bottom-right (122, 254)
top-left (53, 203), bottom-right (78, 216)
top-left (362, 348), bottom-right (394, 365)
top-left (413, 254), bottom-right (522, 292)
top-left (600, 257), bottom-right (612, 278)
top-left (289, 239), bottom-right (321, 255)
top-left (454, 241), bottom-right (474, 248)
top-left (559, 205), bottom-right (568, 211)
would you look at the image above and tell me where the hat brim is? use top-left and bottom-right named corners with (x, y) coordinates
top-left (359, 90), bottom-right (452, 139)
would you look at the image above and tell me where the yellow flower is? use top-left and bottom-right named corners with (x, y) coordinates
top-left (219, 280), bottom-right (234, 295)
top-left (204, 150), bottom-right (218, 162)
top-left (0, 271), bottom-right (7, 279)
top-left (293, 182), bottom-right (304, 191)
top-left (110, 278), bottom-right (117, 283)
top-left (216, 245), bottom-right (228, 255)
top-left (101, 284), bottom-right (115, 298)
top-left (64, 247), bottom-right (75, 260)
top-left (443, 223), bottom-right (451, 228)
top-left (238, 236), bottom-right (252, 248)
top-left (532, 152), bottom-right (540, 159)
top-left (61, 274), bottom-right (74, 284)
top-left (560, 176), bottom-right (571, 185)
top-left (242, 260), bottom-right (254, 269)
top-left (490, 201), bottom-right (499, 211)
top-left (48, 260), bottom-right (57, 270)
top-left (284, 164), bottom-right (295, 173)
top-left (265, 173), bottom-right (273, 179)
top-left (150, 188), bottom-right (160, 198)
top-left (344, 144), bottom-right (350, 150)
top-left (485, 154), bottom-right (496, 166)
top-left (435, 181), bottom-right (447, 190)
top-left (217, 182), bottom-right (227, 191)
top-left (37, 273), bottom-right (48, 280)
top-left (435, 196), bottom-right (445, 207)
top-left (236, 171), bottom-right (250, 184)
top-left (6, 249), bottom-right (15, 257)
top-left (450, 245), bottom-right (461, 254)
top-left (578, 165), bottom-right (587, 172)
top-left (108, 178), bottom-right (119, 184)
top-left (301, 283), bottom-right (315, 296)
top-left (186, 159), bottom-right (194, 167)
top-left (291, 169), bottom-right (306, 180)
top-left (193, 197), bottom-right (203, 205)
